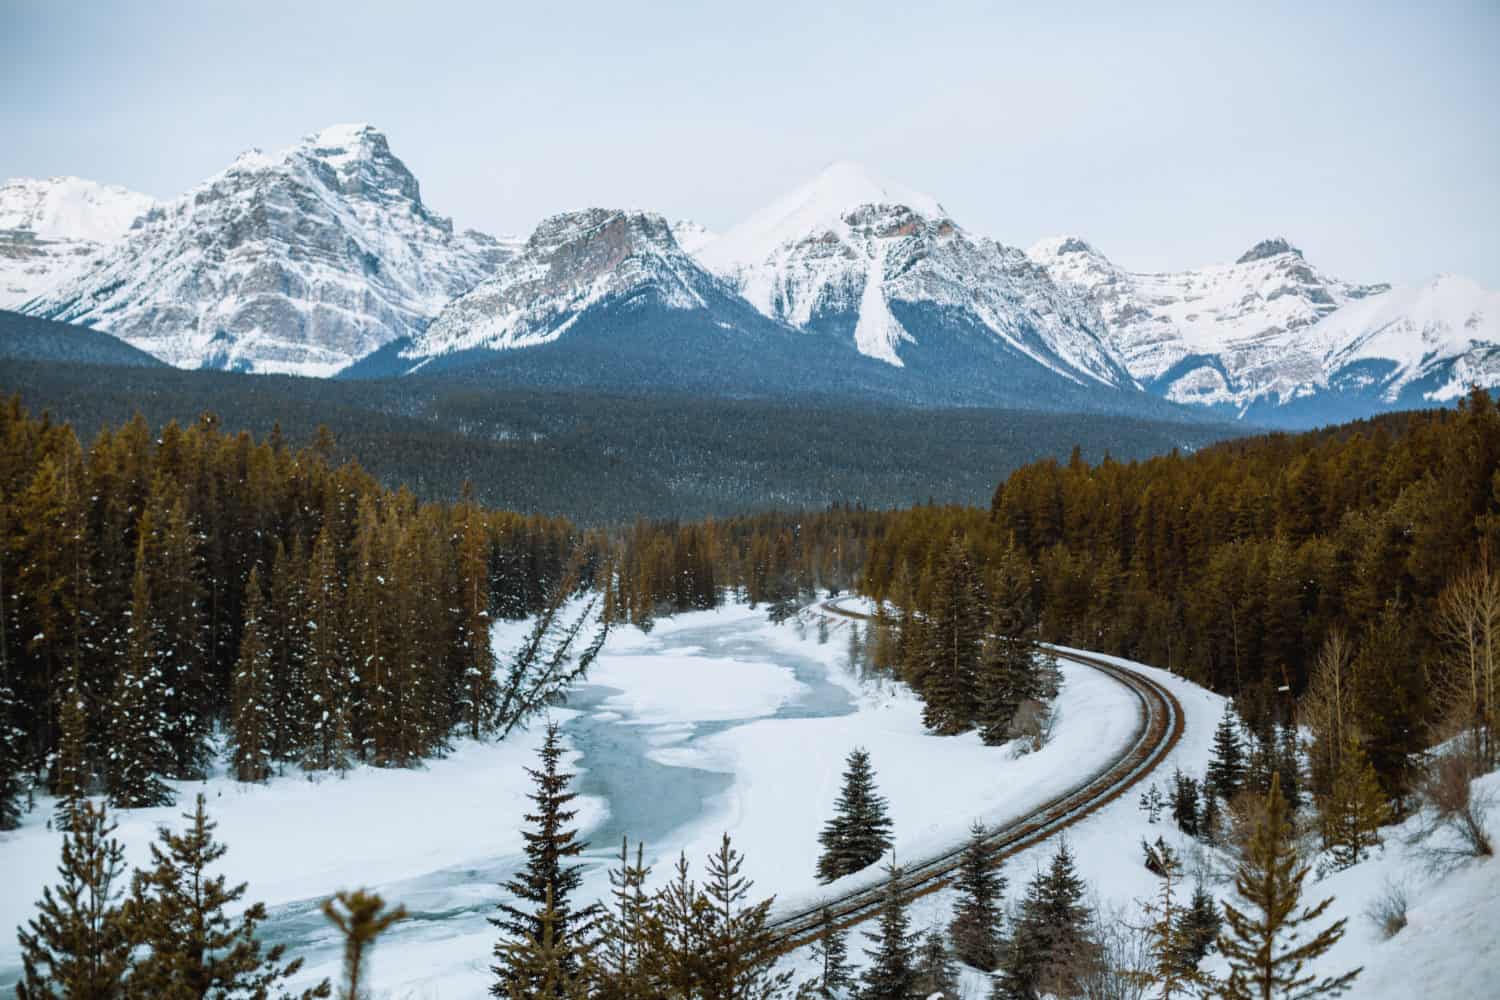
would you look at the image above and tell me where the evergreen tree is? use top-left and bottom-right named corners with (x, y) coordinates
top-left (303, 526), bottom-right (351, 772)
top-left (52, 660), bottom-right (89, 832)
top-left (1169, 769), bottom-right (1200, 838)
top-left (1133, 838), bottom-right (1209, 999)
top-left (492, 887), bottom-right (592, 1000)
top-left (1218, 773), bottom-right (1361, 1000)
top-left (266, 537), bottom-right (309, 764)
top-left (817, 747), bottom-right (894, 883)
top-left (918, 537), bottom-right (985, 734)
top-left (231, 566), bottom-right (276, 783)
top-left (1276, 723), bottom-right (1303, 810)
top-left (595, 838), bottom-right (655, 1000)
top-left (993, 841), bottom-right (1095, 1000)
top-left (1207, 707), bottom-right (1247, 800)
top-left (105, 545), bottom-right (174, 809)
top-left (458, 504), bottom-right (499, 740)
top-left (810, 907), bottom-right (854, 999)
top-left (976, 602), bottom-right (1041, 746)
top-left (127, 793), bottom-right (329, 998)
top-left (323, 890), bottom-right (408, 1000)
top-left (0, 677), bottom-right (25, 830)
top-left (145, 490), bottom-right (211, 779)
top-left (912, 929), bottom-right (959, 999)
top-left (1200, 788), bottom-right (1223, 847)
top-left (859, 863), bottom-right (914, 1000)
top-left (1174, 879), bottom-right (1221, 972)
top-left (950, 820), bottom-right (1005, 971)
top-left (491, 721), bottom-right (600, 997)
top-left (15, 801), bottom-right (132, 1000)
top-left (698, 833), bottom-right (794, 1000)
top-left (1319, 737), bottom-right (1390, 869)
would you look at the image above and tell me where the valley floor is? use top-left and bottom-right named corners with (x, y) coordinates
top-left (2, 602), bottom-right (1496, 998)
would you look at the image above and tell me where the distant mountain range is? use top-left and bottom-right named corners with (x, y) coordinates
top-left (6, 124), bottom-right (1496, 426)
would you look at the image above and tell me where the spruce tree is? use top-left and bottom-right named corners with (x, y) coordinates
top-left (52, 661), bottom-right (89, 832)
top-left (918, 537), bottom-right (985, 734)
top-left (976, 599), bottom-right (1041, 746)
top-left (1218, 773), bottom-right (1360, 1000)
top-left (0, 677), bottom-right (24, 830)
top-left (1174, 879), bottom-right (1221, 971)
top-left (1169, 769), bottom-right (1200, 837)
top-left (492, 887), bottom-right (592, 1000)
top-left (699, 833), bottom-right (794, 1000)
top-left (993, 840), bottom-right (1095, 1000)
top-left (458, 505), bottom-right (499, 740)
top-left (492, 721), bottom-right (600, 997)
top-left (817, 747), bottom-right (894, 882)
top-left (912, 929), bottom-right (959, 999)
top-left (323, 890), bottom-right (408, 1000)
top-left (1200, 786), bottom-right (1223, 846)
top-left (15, 801), bottom-right (133, 1000)
top-left (266, 537), bottom-right (309, 764)
top-left (859, 862), bottom-right (914, 1000)
top-left (1133, 838), bottom-right (1209, 999)
top-left (146, 491), bottom-right (212, 780)
top-left (303, 526), bottom-right (351, 772)
top-left (231, 566), bottom-right (276, 783)
top-left (595, 838), bottom-right (655, 1000)
top-left (127, 793), bottom-right (329, 998)
top-left (1319, 737), bottom-right (1390, 869)
top-left (1207, 707), bottom-right (1247, 800)
top-left (810, 907), bottom-right (854, 998)
top-left (106, 549), bottom-right (174, 809)
top-left (950, 820), bottom-right (1005, 971)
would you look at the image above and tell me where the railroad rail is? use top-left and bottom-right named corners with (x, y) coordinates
top-left (764, 598), bottom-right (1185, 953)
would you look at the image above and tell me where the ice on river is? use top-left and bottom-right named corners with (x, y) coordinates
top-left (1, 601), bottom-right (1144, 997)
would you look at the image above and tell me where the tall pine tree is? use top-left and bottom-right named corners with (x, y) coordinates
top-left (816, 747), bottom-right (894, 883)
top-left (105, 538), bottom-right (173, 809)
top-left (15, 801), bottom-right (133, 1000)
top-left (231, 566), bottom-right (276, 783)
top-left (1219, 773), bottom-right (1360, 1000)
top-left (950, 820), bottom-right (1005, 971)
top-left (859, 862), bottom-right (914, 1000)
top-left (491, 721), bottom-right (600, 997)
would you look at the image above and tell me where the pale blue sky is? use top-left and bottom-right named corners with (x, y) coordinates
top-left (3, 0), bottom-right (1496, 285)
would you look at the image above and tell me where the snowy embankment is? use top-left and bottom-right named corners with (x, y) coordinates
top-left (1, 599), bottom-right (1145, 996)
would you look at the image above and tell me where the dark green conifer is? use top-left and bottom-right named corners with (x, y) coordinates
top-left (491, 721), bottom-right (599, 997)
top-left (912, 929), bottom-right (959, 999)
top-left (1207, 707), bottom-right (1247, 800)
top-left (950, 820), bottom-right (1005, 971)
top-left (918, 537), bottom-right (985, 734)
top-left (15, 801), bottom-right (132, 1000)
top-left (231, 566), bottom-right (275, 783)
top-left (859, 863), bottom-right (914, 1000)
top-left (127, 793), bottom-right (329, 998)
top-left (810, 907), bottom-right (853, 998)
top-left (816, 747), bottom-right (894, 883)
top-left (106, 545), bottom-right (174, 809)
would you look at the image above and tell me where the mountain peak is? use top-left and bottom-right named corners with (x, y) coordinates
top-left (1236, 237), bottom-right (1301, 265)
top-left (699, 161), bottom-right (945, 272)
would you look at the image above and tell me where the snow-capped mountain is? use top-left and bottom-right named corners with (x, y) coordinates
top-left (1025, 236), bottom-right (1392, 409)
top-left (1024, 236), bottom-right (1500, 422)
top-left (695, 162), bottom-right (1134, 390)
top-left (25, 125), bottom-right (516, 376)
top-left (399, 209), bottom-right (737, 363)
top-left (0, 177), bottom-right (155, 308)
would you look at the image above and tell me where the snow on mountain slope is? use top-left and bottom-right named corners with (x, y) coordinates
top-left (669, 219), bottom-right (718, 256)
top-left (1309, 273), bottom-right (1500, 404)
top-left (25, 125), bottom-right (516, 376)
top-left (697, 162), bottom-right (1133, 387)
top-left (402, 208), bottom-right (737, 363)
top-left (1027, 236), bottom-right (1393, 409)
top-left (0, 177), bottom-right (155, 308)
top-left (1029, 236), bottom-right (1500, 418)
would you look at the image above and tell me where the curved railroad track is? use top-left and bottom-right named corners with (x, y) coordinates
top-left (764, 598), bottom-right (1185, 953)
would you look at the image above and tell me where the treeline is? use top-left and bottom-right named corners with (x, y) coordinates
top-left (0, 399), bottom-right (587, 830)
top-left (854, 388), bottom-right (1500, 798)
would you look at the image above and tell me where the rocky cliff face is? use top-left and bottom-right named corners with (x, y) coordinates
top-left (0, 177), bottom-right (155, 308)
top-left (26, 125), bottom-right (515, 375)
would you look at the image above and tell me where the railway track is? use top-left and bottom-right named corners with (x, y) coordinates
top-left (764, 598), bottom-right (1185, 954)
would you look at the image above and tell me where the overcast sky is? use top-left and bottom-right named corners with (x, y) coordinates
top-left (4, 0), bottom-right (1497, 285)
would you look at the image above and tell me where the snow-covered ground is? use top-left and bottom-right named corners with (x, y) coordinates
top-left (5, 601), bottom-right (1494, 998)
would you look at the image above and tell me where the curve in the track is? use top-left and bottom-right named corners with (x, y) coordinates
top-left (764, 598), bottom-right (1185, 954)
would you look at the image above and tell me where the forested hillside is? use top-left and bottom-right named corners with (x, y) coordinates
top-left (0, 400), bottom-right (590, 828)
top-left (855, 389), bottom-right (1500, 798)
top-left (0, 356), bottom-right (1238, 523)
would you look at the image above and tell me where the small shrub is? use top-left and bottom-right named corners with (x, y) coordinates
top-left (1364, 878), bottom-right (1409, 939)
